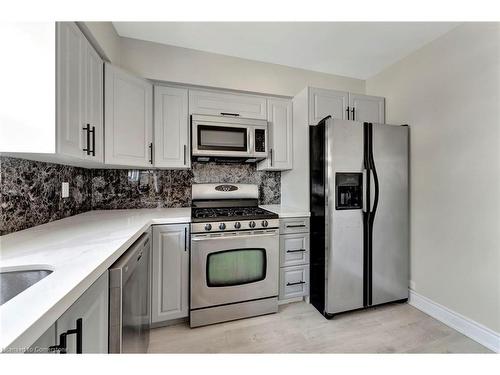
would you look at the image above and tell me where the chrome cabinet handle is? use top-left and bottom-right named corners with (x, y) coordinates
top-left (183, 145), bottom-right (187, 165)
top-left (286, 281), bottom-right (306, 286)
top-left (220, 112), bottom-right (239, 117)
top-left (184, 227), bottom-right (188, 252)
top-left (346, 106), bottom-right (350, 120)
top-left (286, 249), bottom-right (306, 253)
top-left (286, 224), bottom-right (306, 228)
top-left (351, 107), bottom-right (355, 121)
top-left (270, 148), bottom-right (273, 167)
top-left (149, 143), bottom-right (153, 164)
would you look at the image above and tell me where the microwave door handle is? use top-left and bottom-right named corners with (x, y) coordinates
top-left (247, 129), bottom-right (252, 155)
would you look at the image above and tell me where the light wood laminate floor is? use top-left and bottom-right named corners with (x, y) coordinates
top-left (148, 302), bottom-right (492, 353)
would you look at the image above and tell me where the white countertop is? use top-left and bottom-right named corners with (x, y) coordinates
top-left (259, 204), bottom-right (310, 218)
top-left (0, 208), bottom-right (191, 351)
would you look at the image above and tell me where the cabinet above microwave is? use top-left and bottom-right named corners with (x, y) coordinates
top-left (191, 114), bottom-right (268, 162)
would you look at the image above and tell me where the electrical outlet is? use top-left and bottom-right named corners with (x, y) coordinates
top-left (62, 182), bottom-right (69, 198)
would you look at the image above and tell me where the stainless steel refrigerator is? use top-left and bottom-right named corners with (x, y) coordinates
top-left (309, 116), bottom-right (409, 318)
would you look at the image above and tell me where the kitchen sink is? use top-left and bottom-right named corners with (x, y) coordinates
top-left (0, 269), bottom-right (53, 305)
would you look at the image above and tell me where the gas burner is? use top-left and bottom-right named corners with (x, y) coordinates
top-left (190, 183), bottom-right (279, 233)
top-left (192, 206), bottom-right (278, 223)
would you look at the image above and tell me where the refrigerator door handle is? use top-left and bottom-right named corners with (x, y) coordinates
top-left (370, 171), bottom-right (376, 213)
top-left (362, 169), bottom-right (368, 212)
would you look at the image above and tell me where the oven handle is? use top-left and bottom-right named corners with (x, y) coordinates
top-left (191, 232), bottom-right (278, 241)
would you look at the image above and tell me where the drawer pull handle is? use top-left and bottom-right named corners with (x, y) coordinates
top-left (286, 224), bottom-right (306, 228)
top-left (286, 249), bottom-right (306, 253)
top-left (220, 112), bottom-right (240, 117)
top-left (287, 281), bottom-right (306, 286)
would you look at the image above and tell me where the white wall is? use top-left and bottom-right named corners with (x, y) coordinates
top-left (119, 37), bottom-right (365, 97)
top-left (0, 23), bottom-right (55, 153)
top-left (366, 23), bottom-right (500, 333)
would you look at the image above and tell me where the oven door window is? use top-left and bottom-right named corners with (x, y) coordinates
top-left (197, 125), bottom-right (248, 151)
top-left (206, 248), bottom-right (267, 287)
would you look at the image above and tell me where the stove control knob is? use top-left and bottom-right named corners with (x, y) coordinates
top-left (219, 223), bottom-right (226, 230)
top-left (234, 222), bottom-right (241, 229)
top-left (249, 221), bottom-right (256, 228)
top-left (204, 223), bottom-right (212, 231)
top-left (262, 220), bottom-right (269, 228)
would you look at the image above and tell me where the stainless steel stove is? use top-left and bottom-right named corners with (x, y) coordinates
top-left (190, 183), bottom-right (279, 327)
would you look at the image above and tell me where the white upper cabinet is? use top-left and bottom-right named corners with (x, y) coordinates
top-left (189, 89), bottom-right (267, 119)
top-left (104, 63), bottom-right (153, 167)
top-left (84, 42), bottom-right (104, 162)
top-left (258, 98), bottom-right (293, 171)
top-left (308, 87), bottom-right (349, 124)
top-left (348, 93), bottom-right (385, 124)
top-left (154, 86), bottom-right (190, 169)
top-left (57, 22), bottom-right (103, 162)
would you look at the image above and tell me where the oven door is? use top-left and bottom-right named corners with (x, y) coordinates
top-left (190, 229), bottom-right (279, 309)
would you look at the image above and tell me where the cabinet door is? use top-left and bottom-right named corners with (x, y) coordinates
top-left (258, 98), bottom-right (293, 171)
top-left (308, 87), bottom-right (348, 124)
top-left (56, 22), bottom-right (86, 159)
top-left (56, 272), bottom-right (109, 353)
top-left (104, 63), bottom-right (153, 167)
top-left (280, 233), bottom-right (310, 267)
top-left (189, 89), bottom-right (267, 119)
top-left (279, 265), bottom-right (310, 300)
top-left (152, 224), bottom-right (189, 323)
top-left (349, 93), bottom-right (385, 124)
top-left (84, 41), bottom-right (103, 162)
top-left (154, 86), bottom-right (190, 169)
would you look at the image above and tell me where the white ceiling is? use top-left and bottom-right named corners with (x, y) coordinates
top-left (112, 22), bottom-right (459, 80)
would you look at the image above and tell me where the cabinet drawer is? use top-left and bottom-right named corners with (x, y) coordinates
top-left (279, 265), bottom-right (309, 300)
top-left (189, 89), bottom-right (267, 119)
top-left (280, 233), bottom-right (310, 267)
top-left (279, 217), bottom-right (310, 234)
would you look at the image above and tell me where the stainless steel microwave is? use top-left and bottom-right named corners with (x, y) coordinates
top-left (191, 114), bottom-right (268, 161)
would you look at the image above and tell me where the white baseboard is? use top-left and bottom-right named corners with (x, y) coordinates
top-left (409, 290), bottom-right (500, 353)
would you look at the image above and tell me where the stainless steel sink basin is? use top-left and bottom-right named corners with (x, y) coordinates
top-left (0, 269), bottom-right (53, 305)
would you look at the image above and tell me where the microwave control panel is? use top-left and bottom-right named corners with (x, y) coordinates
top-left (254, 129), bottom-right (266, 153)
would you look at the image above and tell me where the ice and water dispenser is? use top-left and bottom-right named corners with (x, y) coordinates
top-left (335, 173), bottom-right (363, 210)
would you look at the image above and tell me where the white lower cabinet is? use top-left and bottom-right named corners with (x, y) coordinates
top-left (152, 224), bottom-right (190, 324)
top-left (27, 324), bottom-right (56, 354)
top-left (54, 271), bottom-right (109, 353)
top-left (279, 265), bottom-right (310, 300)
top-left (280, 233), bottom-right (310, 267)
top-left (278, 217), bottom-right (310, 303)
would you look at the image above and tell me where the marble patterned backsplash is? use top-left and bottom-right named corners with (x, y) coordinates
top-left (0, 157), bottom-right (281, 235)
top-left (0, 157), bottom-right (92, 235)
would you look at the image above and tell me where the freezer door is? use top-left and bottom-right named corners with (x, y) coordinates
top-left (325, 119), bottom-right (365, 314)
top-left (370, 124), bottom-right (409, 305)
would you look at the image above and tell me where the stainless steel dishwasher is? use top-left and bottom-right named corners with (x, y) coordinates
top-left (109, 232), bottom-right (151, 353)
